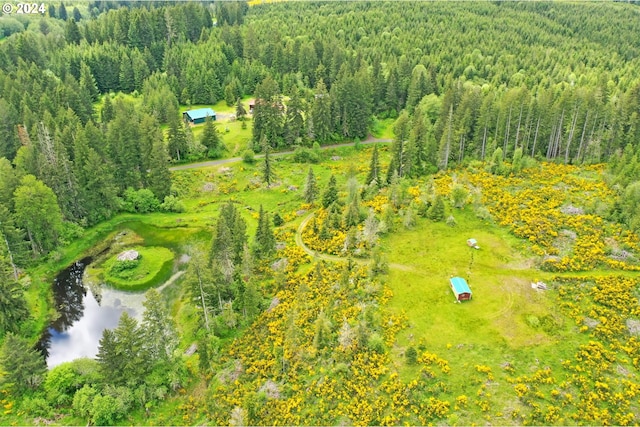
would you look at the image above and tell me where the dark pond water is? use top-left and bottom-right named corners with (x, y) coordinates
top-left (37, 257), bottom-right (147, 368)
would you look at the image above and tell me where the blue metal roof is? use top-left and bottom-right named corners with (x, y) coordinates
top-left (450, 277), bottom-right (472, 295)
top-left (184, 108), bottom-right (216, 120)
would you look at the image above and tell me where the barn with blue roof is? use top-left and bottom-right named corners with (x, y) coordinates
top-left (449, 277), bottom-right (472, 302)
top-left (183, 108), bottom-right (216, 124)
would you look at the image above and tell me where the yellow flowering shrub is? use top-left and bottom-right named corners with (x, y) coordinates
top-left (457, 163), bottom-right (640, 271)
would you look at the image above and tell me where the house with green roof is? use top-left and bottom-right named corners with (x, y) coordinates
top-left (183, 108), bottom-right (216, 124)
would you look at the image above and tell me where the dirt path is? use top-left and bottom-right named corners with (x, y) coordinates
top-left (169, 136), bottom-right (392, 171)
top-left (295, 212), bottom-right (418, 273)
top-left (156, 270), bottom-right (185, 293)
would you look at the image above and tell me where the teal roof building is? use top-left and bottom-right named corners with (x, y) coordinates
top-left (183, 108), bottom-right (216, 124)
top-left (449, 277), bottom-right (472, 302)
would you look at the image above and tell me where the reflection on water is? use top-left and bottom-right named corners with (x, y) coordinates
top-left (37, 257), bottom-right (148, 368)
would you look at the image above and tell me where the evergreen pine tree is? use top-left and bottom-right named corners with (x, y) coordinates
top-left (427, 195), bottom-right (446, 221)
top-left (95, 328), bottom-right (119, 379)
top-left (0, 333), bottom-right (46, 392)
top-left (74, 129), bottom-right (119, 225)
top-left (210, 202), bottom-right (248, 270)
top-left (254, 205), bottom-right (276, 259)
top-left (65, 18), bottom-right (82, 44)
top-left (119, 54), bottom-right (135, 92)
top-left (322, 174), bottom-right (338, 208)
top-left (167, 116), bottom-right (187, 161)
top-left (236, 98), bottom-right (247, 121)
top-left (200, 116), bottom-right (223, 158)
top-left (409, 107), bottom-right (429, 176)
top-left (58, 2), bottom-right (67, 20)
top-left (365, 144), bottom-right (381, 187)
top-left (0, 255), bottom-right (29, 334)
top-left (262, 139), bottom-right (273, 186)
top-left (310, 80), bottom-right (332, 143)
top-left (313, 310), bottom-right (332, 351)
top-left (344, 195), bottom-right (361, 228)
top-left (142, 289), bottom-right (178, 363)
top-left (101, 94), bottom-right (114, 123)
top-left (97, 312), bottom-right (148, 386)
top-left (80, 63), bottom-right (99, 102)
top-left (242, 281), bottom-right (260, 320)
top-left (303, 167), bottom-right (318, 204)
top-left (147, 139), bottom-right (172, 201)
top-left (390, 110), bottom-right (411, 177)
top-left (284, 88), bottom-right (305, 146)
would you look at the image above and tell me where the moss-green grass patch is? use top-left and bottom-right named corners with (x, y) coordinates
top-left (382, 207), bottom-right (581, 379)
top-left (97, 246), bottom-right (174, 291)
top-left (370, 116), bottom-right (395, 139)
top-left (381, 207), bottom-right (586, 424)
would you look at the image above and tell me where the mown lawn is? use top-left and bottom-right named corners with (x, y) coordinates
top-left (382, 207), bottom-right (584, 423)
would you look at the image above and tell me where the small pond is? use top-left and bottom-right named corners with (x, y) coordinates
top-left (37, 257), bottom-right (151, 368)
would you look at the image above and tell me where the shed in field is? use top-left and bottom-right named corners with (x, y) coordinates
top-left (467, 238), bottom-right (480, 249)
top-left (449, 277), bottom-right (472, 302)
top-left (183, 108), bottom-right (216, 124)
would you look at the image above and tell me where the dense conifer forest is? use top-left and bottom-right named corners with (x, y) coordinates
top-left (1, 1), bottom-right (640, 425)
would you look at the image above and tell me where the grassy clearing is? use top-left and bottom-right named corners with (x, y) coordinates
top-left (371, 116), bottom-right (395, 139)
top-left (384, 207), bottom-right (565, 349)
top-left (381, 207), bottom-right (584, 422)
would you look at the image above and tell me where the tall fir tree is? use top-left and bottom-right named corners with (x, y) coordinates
top-left (58, 2), bottom-right (67, 20)
top-left (80, 63), bottom-right (99, 102)
top-left (74, 127), bottom-right (119, 225)
top-left (147, 139), bottom-right (172, 201)
top-left (427, 195), bottom-right (446, 221)
top-left (388, 110), bottom-right (411, 178)
top-left (253, 205), bottom-right (275, 259)
top-left (106, 101), bottom-right (143, 190)
top-left (236, 98), bottom-right (247, 121)
top-left (101, 94), bottom-right (115, 123)
top-left (97, 312), bottom-right (148, 386)
top-left (210, 202), bottom-right (247, 269)
top-left (262, 138), bottom-right (274, 186)
top-left (309, 80), bottom-right (332, 143)
top-left (65, 18), bottom-right (81, 44)
top-left (0, 255), bottom-right (29, 335)
top-left (322, 174), bottom-right (339, 208)
top-left (167, 115), bottom-right (187, 161)
top-left (303, 167), bottom-right (318, 204)
top-left (142, 289), bottom-right (178, 363)
top-left (284, 88), bottom-right (305, 146)
top-left (365, 144), bottom-right (381, 187)
top-left (200, 116), bottom-right (223, 158)
top-left (252, 76), bottom-right (283, 150)
top-left (242, 280), bottom-right (260, 320)
top-left (0, 333), bottom-right (46, 392)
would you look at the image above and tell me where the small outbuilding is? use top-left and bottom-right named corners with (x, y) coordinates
top-left (183, 108), bottom-right (216, 124)
top-left (450, 277), bottom-right (472, 302)
top-left (467, 238), bottom-right (480, 249)
top-left (248, 100), bottom-right (255, 113)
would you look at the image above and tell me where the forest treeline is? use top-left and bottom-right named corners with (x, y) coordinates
top-left (1, 1), bottom-right (640, 332)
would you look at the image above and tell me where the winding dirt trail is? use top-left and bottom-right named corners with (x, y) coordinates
top-left (295, 212), bottom-right (418, 273)
top-left (169, 136), bottom-right (392, 171)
